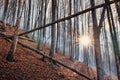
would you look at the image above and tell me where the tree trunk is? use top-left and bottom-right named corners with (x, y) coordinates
top-left (55, 0), bottom-right (60, 53)
top-left (6, 0), bottom-right (23, 62)
top-left (106, 0), bottom-right (120, 78)
top-left (114, 0), bottom-right (120, 23)
top-left (49, 0), bottom-right (56, 58)
top-left (90, 0), bottom-right (105, 79)
top-left (1, 0), bottom-right (9, 31)
top-left (93, 27), bottom-right (105, 80)
top-left (69, 0), bottom-right (74, 61)
top-left (83, 46), bottom-right (88, 65)
top-left (6, 18), bottom-right (20, 62)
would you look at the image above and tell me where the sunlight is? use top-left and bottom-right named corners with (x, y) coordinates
top-left (79, 35), bottom-right (91, 47)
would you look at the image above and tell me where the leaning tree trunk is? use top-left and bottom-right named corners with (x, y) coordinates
top-left (6, 18), bottom-right (20, 61)
top-left (6, 0), bottom-right (23, 62)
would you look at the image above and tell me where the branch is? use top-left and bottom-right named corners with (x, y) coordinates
top-left (18, 0), bottom-right (119, 36)
top-left (0, 32), bottom-right (93, 80)
top-left (0, 32), bottom-right (35, 42)
top-left (18, 41), bottom-right (94, 80)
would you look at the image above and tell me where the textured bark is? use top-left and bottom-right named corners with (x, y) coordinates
top-left (93, 28), bottom-right (105, 80)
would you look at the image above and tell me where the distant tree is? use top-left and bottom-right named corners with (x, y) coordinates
top-left (106, 0), bottom-right (120, 79)
top-left (114, 0), bottom-right (120, 23)
top-left (26, 0), bottom-right (32, 32)
top-left (1, 0), bottom-right (9, 31)
top-left (55, 0), bottom-right (60, 53)
top-left (69, 0), bottom-right (74, 61)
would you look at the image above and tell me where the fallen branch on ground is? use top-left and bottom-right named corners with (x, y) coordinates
top-left (0, 32), bottom-right (36, 42)
top-left (0, 32), bottom-right (94, 80)
top-left (19, 36), bottom-right (36, 42)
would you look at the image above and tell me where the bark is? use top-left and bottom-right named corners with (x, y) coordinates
top-left (93, 28), bottom-right (104, 80)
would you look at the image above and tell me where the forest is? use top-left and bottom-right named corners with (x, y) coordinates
top-left (0, 0), bottom-right (120, 80)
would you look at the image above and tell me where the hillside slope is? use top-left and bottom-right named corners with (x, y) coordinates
top-left (0, 23), bottom-right (98, 80)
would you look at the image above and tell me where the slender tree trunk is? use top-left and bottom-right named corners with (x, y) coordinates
top-left (69, 0), bottom-right (74, 61)
top-left (83, 46), bottom-right (88, 65)
top-left (55, 0), bottom-right (60, 53)
top-left (106, 0), bottom-right (120, 79)
top-left (26, 0), bottom-right (32, 31)
top-left (6, 18), bottom-right (20, 61)
top-left (49, 0), bottom-right (56, 58)
top-left (37, 0), bottom-right (43, 49)
top-left (1, 0), bottom-right (9, 31)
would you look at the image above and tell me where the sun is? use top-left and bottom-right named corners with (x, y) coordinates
top-left (79, 35), bottom-right (91, 47)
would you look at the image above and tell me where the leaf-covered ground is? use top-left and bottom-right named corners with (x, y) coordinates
top-left (0, 22), bottom-right (112, 80)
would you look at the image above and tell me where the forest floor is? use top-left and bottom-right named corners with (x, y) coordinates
top-left (0, 22), bottom-right (110, 80)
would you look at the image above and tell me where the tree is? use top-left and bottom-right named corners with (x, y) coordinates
top-left (90, 0), bottom-right (105, 79)
top-left (55, 0), bottom-right (60, 53)
top-left (114, 0), bottom-right (120, 23)
top-left (26, 0), bottom-right (32, 32)
top-left (106, 0), bottom-right (120, 79)
top-left (6, 0), bottom-right (24, 62)
top-left (69, 0), bottom-right (74, 61)
top-left (1, 0), bottom-right (9, 31)
top-left (49, 0), bottom-right (56, 59)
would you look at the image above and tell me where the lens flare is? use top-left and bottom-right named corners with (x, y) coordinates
top-left (79, 35), bottom-right (91, 46)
